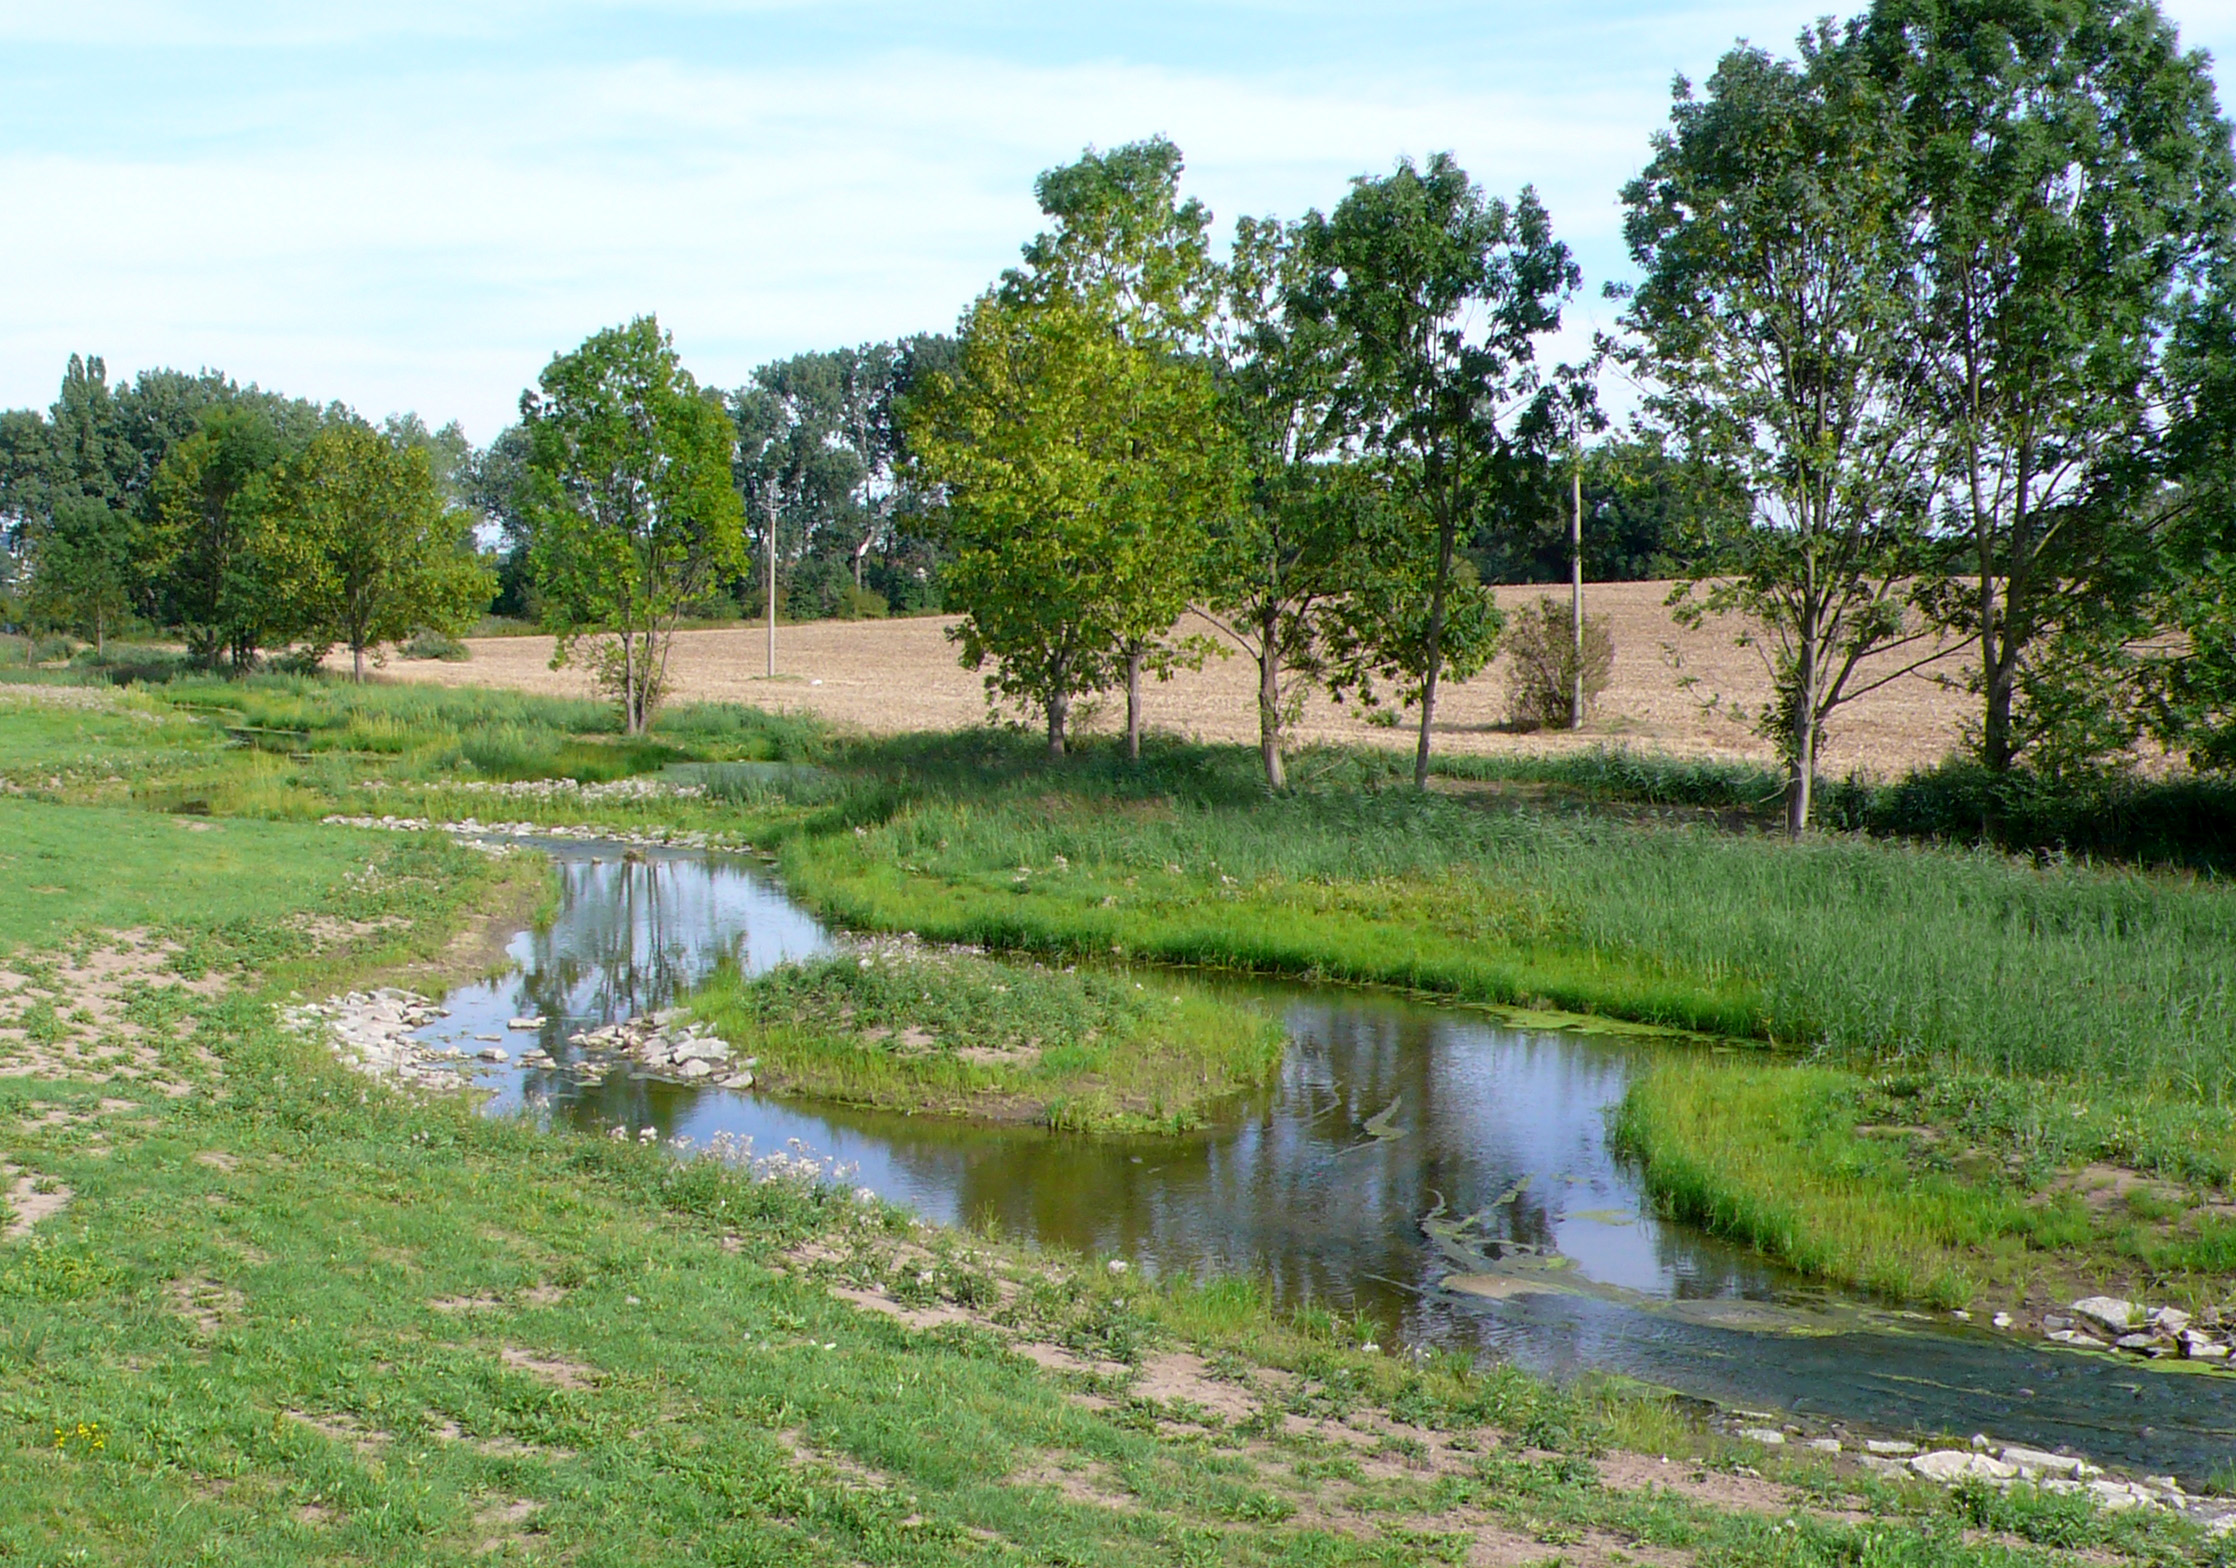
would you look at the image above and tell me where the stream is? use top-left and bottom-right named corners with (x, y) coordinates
top-left (414, 838), bottom-right (2236, 1484)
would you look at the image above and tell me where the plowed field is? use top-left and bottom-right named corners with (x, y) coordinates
top-left (368, 581), bottom-right (1975, 777)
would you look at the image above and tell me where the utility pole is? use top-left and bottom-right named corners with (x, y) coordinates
top-left (764, 487), bottom-right (778, 679)
top-left (1570, 446), bottom-right (1585, 731)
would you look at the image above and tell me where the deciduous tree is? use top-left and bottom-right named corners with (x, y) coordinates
top-left (1861, 0), bottom-right (2236, 773)
top-left (279, 423), bottom-right (493, 680)
top-left (1619, 34), bottom-right (1937, 833)
top-left (522, 317), bottom-right (746, 734)
top-left (1301, 155), bottom-right (1577, 788)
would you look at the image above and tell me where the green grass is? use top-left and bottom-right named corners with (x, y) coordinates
top-left (8, 793), bottom-right (2186, 1565)
top-left (772, 732), bottom-right (2236, 1096)
top-left (689, 944), bottom-right (1285, 1133)
top-left (1610, 1056), bottom-right (2236, 1311)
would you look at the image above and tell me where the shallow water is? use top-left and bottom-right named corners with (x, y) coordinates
top-left (417, 840), bottom-right (2236, 1482)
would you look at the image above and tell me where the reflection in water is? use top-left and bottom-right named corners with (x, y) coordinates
top-left (423, 842), bottom-right (2236, 1483)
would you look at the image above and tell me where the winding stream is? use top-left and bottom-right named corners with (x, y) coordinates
top-left (417, 839), bottom-right (2236, 1483)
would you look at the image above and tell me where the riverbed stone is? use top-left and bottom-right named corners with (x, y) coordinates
top-left (1738, 1427), bottom-right (1786, 1446)
top-left (2070, 1297), bottom-right (2139, 1335)
top-left (1864, 1439), bottom-right (1918, 1456)
top-left (1912, 1450), bottom-right (2017, 1483)
top-left (1999, 1446), bottom-right (2087, 1478)
top-left (2046, 1328), bottom-right (2109, 1349)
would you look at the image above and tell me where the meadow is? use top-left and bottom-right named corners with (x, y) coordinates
top-left (13, 677), bottom-right (2213, 1564)
top-left (9, 665), bottom-right (2236, 1318)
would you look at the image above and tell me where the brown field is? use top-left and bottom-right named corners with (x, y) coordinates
top-left (368, 581), bottom-right (1979, 778)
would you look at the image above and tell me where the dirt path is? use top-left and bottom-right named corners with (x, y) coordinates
top-left (371, 581), bottom-right (1974, 777)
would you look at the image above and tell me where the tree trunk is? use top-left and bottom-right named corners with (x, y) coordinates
top-left (1046, 689), bottom-right (1069, 756)
top-left (1413, 518), bottom-right (1456, 790)
top-left (93, 615), bottom-right (104, 659)
top-left (1125, 648), bottom-right (1142, 763)
top-left (1788, 631), bottom-right (1817, 838)
top-left (352, 642), bottom-right (365, 683)
top-left (1257, 610), bottom-right (1286, 791)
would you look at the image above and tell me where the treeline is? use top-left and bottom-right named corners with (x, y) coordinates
top-left (6, 0), bottom-right (2235, 830)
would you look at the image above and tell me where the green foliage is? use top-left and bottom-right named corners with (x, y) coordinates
top-left (23, 495), bottom-right (138, 653)
top-left (273, 422), bottom-right (493, 679)
top-left (1504, 594), bottom-right (1615, 730)
top-left (148, 406), bottom-right (303, 670)
top-left (1621, 33), bottom-right (1933, 832)
top-left (1861, 0), bottom-right (2236, 775)
top-left (1301, 153), bottom-right (1576, 786)
top-left (912, 141), bottom-right (1236, 756)
top-left (911, 294), bottom-right (1233, 753)
top-left (523, 316), bottom-right (747, 734)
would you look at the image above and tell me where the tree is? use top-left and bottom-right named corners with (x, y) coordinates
top-left (1203, 215), bottom-right (1378, 789)
top-left (1301, 155), bottom-right (1578, 788)
top-left (149, 407), bottom-right (296, 669)
top-left (522, 317), bottom-right (745, 734)
top-left (1861, 0), bottom-right (2236, 773)
top-left (1009, 137), bottom-right (1228, 757)
top-left (1618, 34), bottom-right (1937, 834)
top-left (909, 294), bottom-right (1231, 755)
top-left (279, 423), bottom-right (493, 680)
top-left (26, 496), bottom-right (138, 653)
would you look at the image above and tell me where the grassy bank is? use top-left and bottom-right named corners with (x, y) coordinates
top-left (10, 801), bottom-right (2195, 1564)
top-left (1610, 1058), bottom-right (2236, 1314)
top-left (688, 940), bottom-right (1285, 1133)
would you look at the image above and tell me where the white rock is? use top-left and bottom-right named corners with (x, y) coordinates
top-left (1807, 1438), bottom-right (1842, 1454)
top-left (2046, 1329), bottom-right (2109, 1349)
top-left (1739, 1427), bottom-right (1787, 1446)
top-left (507, 1017), bottom-right (541, 1031)
top-left (1999, 1446), bottom-right (2086, 1477)
top-left (674, 1058), bottom-right (713, 1081)
top-left (477, 1047), bottom-right (509, 1062)
top-left (1857, 1455), bottom-right (1908, 1478)
top-left (672, 1038), bottom-right (731, 1063)
top-left (1991, 1312), bottom-right (2015, 1329)
top-left (2150, 1306), bottom-right (2191, 1333)
top-left (2070, 1297), bottom-right (2139, 1336)
top-left (1911, 1450), bottom-right (2017, 1483)
top-left (2088, 1479), bottom-right (2149, 1511)
top-left (1865, 1440), bottom-right (1919, 1456)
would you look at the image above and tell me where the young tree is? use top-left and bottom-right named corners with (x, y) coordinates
top-left (1301, 155), bottom-right (1578, 788)
top-left (909, 295), bottom-right (1230, 755)
top-left (1202, 215), bottom-right (1377, 789)
top-left (1008, 137), bottom-right (1228, 756)
top-left (149, 407), bottom-right (296, 670)
top-left (279, 423), bottom-right (493, 680)
top-left (1861, 0), bottom-right (2236, 773)
top-left (1619, 34), bottom-right (1937, 834)
top-left (522, 317), bottom-right (746, 734)
top-left (26, 496), bottom-right (138, 653)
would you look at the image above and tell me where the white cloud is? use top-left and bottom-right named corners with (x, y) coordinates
top-left (2, 2), bottom-right (2229, 438)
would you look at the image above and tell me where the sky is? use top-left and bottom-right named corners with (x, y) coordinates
top-left (5, 0), bottom-right (2235, 444)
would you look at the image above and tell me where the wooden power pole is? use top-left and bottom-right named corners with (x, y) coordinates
top-left (1570, 452), bottom-right (1585, 730)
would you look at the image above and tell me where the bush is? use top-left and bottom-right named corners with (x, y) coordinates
top-left (401, 628), bottom-right (470, 661)
top-left (1504, 595), bottom-right (1614, 730)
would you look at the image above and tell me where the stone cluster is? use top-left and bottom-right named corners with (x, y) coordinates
top-left (2043, 1295), bottom-right (2230, 1362)
top-left (555, 1008), bottom-right (755, 1089)
top-left (1728, 1419), bottom-right (2235, 1533)
top-left (284, 988), bottom-right (470, 1087)
top-left (319, 813), bottom-right (742, 851)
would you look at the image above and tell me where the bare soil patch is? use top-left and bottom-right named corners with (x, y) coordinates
top-left (2, 1166), bottom-right (72, 1239)
top-left (368, 582), bottom-right (1981, 778)
top-left (0, 931), bottom-right (226, 1095)
top-left (499, 1346), bottom-right (598, 1390)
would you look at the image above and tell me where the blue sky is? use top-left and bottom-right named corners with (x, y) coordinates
top-left (5, 0), bottom-right (2234, 442)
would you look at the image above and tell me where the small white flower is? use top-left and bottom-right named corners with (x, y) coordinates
top-left (1107, 1259), bottom-right (1129, 1274)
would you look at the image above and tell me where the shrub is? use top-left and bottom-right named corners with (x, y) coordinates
top-left (1504, 596), bottom-right (1613, 730)
top-left (401, 628), bottom-right (470, 661)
